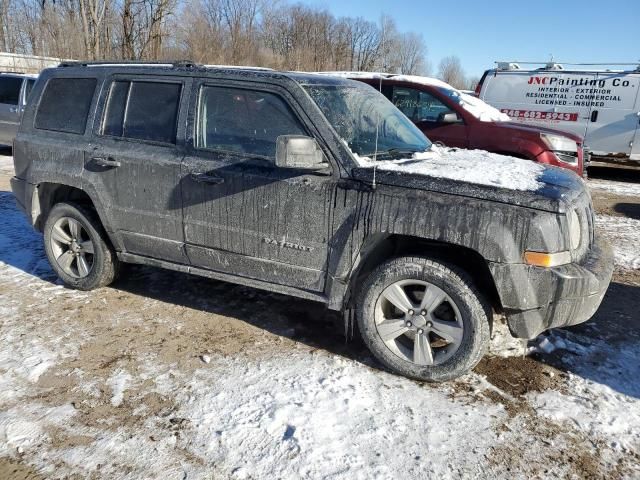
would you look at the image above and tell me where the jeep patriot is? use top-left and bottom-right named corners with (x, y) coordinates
top-left (10, 62), bottom-right (613, 381)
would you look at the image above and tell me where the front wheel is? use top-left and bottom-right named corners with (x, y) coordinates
top-left (43, 202), bottom-right (119, 290)
top-left (356, 256), bottom-right (491, 382)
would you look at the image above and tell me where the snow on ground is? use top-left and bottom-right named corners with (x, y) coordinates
top-left (355, 145), bottom-right (545, 191)
top-left (588, 178), bottom-right (640, 197)
top-left (596, 214), bottom-right (640, 270)
top-left (1, 168), bottom-right (639, 478)
top-left (529, 328), bottom-right (640, 453)
top-left (0, 155), bottom-right (13, 175)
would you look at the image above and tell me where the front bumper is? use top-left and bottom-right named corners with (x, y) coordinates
top-left (489, 233), bottom-right (614, 339)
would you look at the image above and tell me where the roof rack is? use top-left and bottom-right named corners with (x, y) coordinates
top-left (204, 64), bottom-right (275, 71)
top-left (495, 60), bottom-right (640, 71)
top-left (59, 60), bottom-right (200, 68)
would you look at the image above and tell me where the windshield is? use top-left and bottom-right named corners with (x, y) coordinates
top-left (304, 83), bottom-right (431, 159)
top-left (437, 87), bottom-right (510, 122)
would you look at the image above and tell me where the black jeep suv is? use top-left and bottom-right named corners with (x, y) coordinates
top-left (10, 62), bottom-right (613, 381)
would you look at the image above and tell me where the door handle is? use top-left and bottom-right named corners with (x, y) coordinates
top-left (91, 156), bottom-right (121, 168)
top-left (590, 110), bottom-right (598, 122)
top-left (9, 107), bottom-right (18, 113)
top-left (190, 172), bottom-right (224, 185)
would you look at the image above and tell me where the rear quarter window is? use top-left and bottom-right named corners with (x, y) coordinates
top-left (0, 77), bottom-right (23, 105)
top-left (35, 78), bottom-right (97, 134)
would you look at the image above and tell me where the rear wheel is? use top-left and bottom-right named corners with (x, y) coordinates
top-left (44, 202), bottom-right (119, 290)
top-left (356, 256), bottom-right (491, 382)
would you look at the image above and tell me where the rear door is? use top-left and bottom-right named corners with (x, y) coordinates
top-left (85, 75), bottom-right (191, 263)
top-left (386, 84), bottom-right (469, 147)
top-left (0, 76), bottom-right (24, 145)
top-left (583, 72), bottom-right (640, 158)
top-left (181, 80), bottom-right (336, 292)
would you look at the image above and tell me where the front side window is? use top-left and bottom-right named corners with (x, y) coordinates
top-left (0, 77), bottom-right (23, 105)
top-left (304, 83), bottom-right (431, 159)
top-left (392, 87), bottom-right (452, 123)
top-left (35, 77), bottom-right (97, 134)
top-left (102, 80), bottom-right (181, 144)
top-left (196, 85), bottom-right (307, 159)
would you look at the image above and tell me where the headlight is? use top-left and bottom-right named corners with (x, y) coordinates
top-left (568, 209), bottom-right (581, 250)
top-left (540, 133), bottom-right (578, 153)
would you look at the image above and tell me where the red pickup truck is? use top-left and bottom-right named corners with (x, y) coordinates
top-left (327, 72), bottom-right (586, 176)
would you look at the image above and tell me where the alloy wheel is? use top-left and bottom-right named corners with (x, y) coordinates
top-left (374, 279), bottom-right (464, 366)
top-left (49, 217), bottom-right (95, 279)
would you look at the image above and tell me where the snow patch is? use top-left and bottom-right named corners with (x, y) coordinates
top-left (459, 92), bottom-right (510, 122)
top-left (0, 404), bottom-right (76, 455)
top-left (167, 353), bottom-right (504, 479)
top-left (356, 145), bottom-right (545, 191)
top-left (107, 369), bottom-right (132, 407)
top-left (527, 331), bottom-right (640, 452)
top-left (588, 178), bottom-right (640, 197)
top-left (595, 215), bottom-right (640, 270)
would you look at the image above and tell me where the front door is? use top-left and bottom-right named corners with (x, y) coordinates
top-left (386, 85), bottom-right (469, 148)
top-left (631, 111), bottom-right (640, 162)
top-left (583, 72), bottom-right (640, 158)
top-left (181, 81), bottom-right (335, 292)
top-left (84, 75), bottom-right (191, 263)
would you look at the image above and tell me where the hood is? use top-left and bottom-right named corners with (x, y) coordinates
top-left (497, 121), bottom-right (584, 143)
top-left (350, 146), bottom-right (585, 212)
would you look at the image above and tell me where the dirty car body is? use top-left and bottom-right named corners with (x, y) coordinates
top-left (10, 63), bottom-right (613, 381)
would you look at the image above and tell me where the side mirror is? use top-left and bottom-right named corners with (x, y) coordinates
top-left (438, 112), bottom-right (461, 124)
top-left (276, 135), bottom-right (329, 170)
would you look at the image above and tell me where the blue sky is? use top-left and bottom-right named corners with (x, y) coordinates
top-left (307, 0), bottom-right (640, 77)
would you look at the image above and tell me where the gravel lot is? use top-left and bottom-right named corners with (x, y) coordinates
top-left (0, 154), bottom-right (638, 479)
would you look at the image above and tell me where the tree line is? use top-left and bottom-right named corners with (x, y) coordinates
top-left (0, 0), bottom-right (478, 88)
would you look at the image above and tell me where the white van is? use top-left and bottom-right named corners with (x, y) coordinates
top-left (476, 62), bottom-right (640, 165)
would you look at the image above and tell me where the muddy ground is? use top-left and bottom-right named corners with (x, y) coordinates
top-left (0, 156), bottom-right (638, 479)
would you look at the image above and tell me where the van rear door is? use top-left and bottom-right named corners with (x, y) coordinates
top-left (583, 72), bottom-right (640, 158)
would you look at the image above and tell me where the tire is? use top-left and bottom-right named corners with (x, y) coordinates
top-left (43, 202), bottom-right (119, 290)
top-left (356, 256), bottom-right (491, 382)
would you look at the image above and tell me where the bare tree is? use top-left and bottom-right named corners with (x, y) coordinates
top-left (437, 55), bottom-right (466, 89)
top-left (392, 32), bottom-right (427, 75)
top-left (465, 75), bottom-right (480, 91)
top-left (118, 0), bottom-right (175, 60)
top-left (2, 0), bottom-right (432, 74)
top-left (78, 0), bottom-right (109, 59)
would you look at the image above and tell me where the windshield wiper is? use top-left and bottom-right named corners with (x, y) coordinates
top-left (365, 148), bottom-right (422, 160)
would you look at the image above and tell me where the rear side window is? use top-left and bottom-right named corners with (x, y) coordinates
top-left (196, 85), bottom-right (307, 159)
top-left (35, 78), bottom-right (96, 134)
top-left (0, 77), bottom-right (23, 105)
top-left (102, 80), bottom-right (181, 144)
